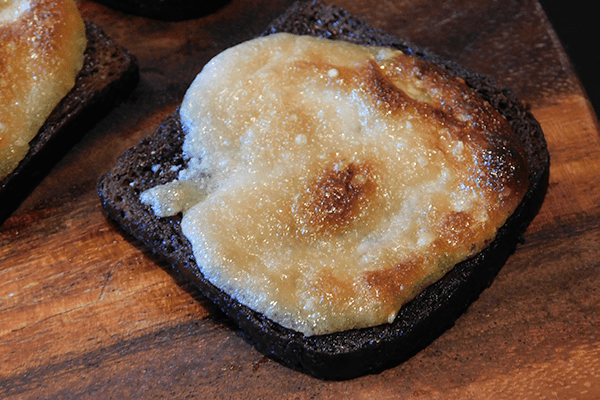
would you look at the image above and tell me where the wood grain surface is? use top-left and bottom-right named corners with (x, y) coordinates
top-left (1, 0), bottom-right (599, 398)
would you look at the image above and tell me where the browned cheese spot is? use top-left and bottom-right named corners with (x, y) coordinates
top-left (435, 211), bottom-right (478, 249)
top-left (432, 210), bottom-right (496, 261)
top-left (363, 256), bottom-right (426, 303)
top-left (298, 160), bottom-right (377, 236)
top-left (308, 267), bottom-right (357, 311)
top-left (358, 57), bottom-right (530, 199)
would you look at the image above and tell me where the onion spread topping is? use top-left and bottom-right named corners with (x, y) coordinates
top-left (141, 33), bottom-right (529, 336)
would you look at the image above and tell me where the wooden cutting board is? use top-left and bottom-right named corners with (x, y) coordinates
top-left (1, 0), bottom-right (599, 398)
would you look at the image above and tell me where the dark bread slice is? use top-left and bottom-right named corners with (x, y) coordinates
top-left (0, 22), bottom-right (139, 226)
top-left (92, 0), bottom-right (230, 21)
top-left (98, 0), bottom-right (549, 380)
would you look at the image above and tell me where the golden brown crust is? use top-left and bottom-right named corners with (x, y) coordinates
top-left (363, 256), bottom-right (425, 304)
top-left (363, 54), bottom-right (530, 199)
top-left (0, 0), bottom-right (86, 180)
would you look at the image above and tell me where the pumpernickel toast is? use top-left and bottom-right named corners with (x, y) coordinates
top-left (98, 0), bottom-right (548, 380)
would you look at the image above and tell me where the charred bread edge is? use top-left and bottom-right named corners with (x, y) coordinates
top-left (0, 22), bottom-right (139, 226)
top-left (97, 0), bottom-right (549, 380)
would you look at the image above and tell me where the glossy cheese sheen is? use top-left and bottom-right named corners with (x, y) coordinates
top-left (141, 33), bottom-right (530, 336)
top-left (0, 0), bottom-right (86, 180)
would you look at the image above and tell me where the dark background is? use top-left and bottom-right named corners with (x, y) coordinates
top-left (540, 1), bottom-right (599, 118)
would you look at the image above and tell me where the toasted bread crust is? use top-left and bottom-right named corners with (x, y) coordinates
top-left (98, 0), bottom-right (548, 380)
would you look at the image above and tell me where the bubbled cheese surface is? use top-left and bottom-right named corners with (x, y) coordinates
top-left (141, 33), bottom-right (530, 336)
top-left (0, 0), bottom-right (86, 180)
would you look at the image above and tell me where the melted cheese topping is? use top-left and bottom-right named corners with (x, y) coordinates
top-left (141, 33), bottom-right (530, 336)
top-left (0, 0), bottom-right (86, 180)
